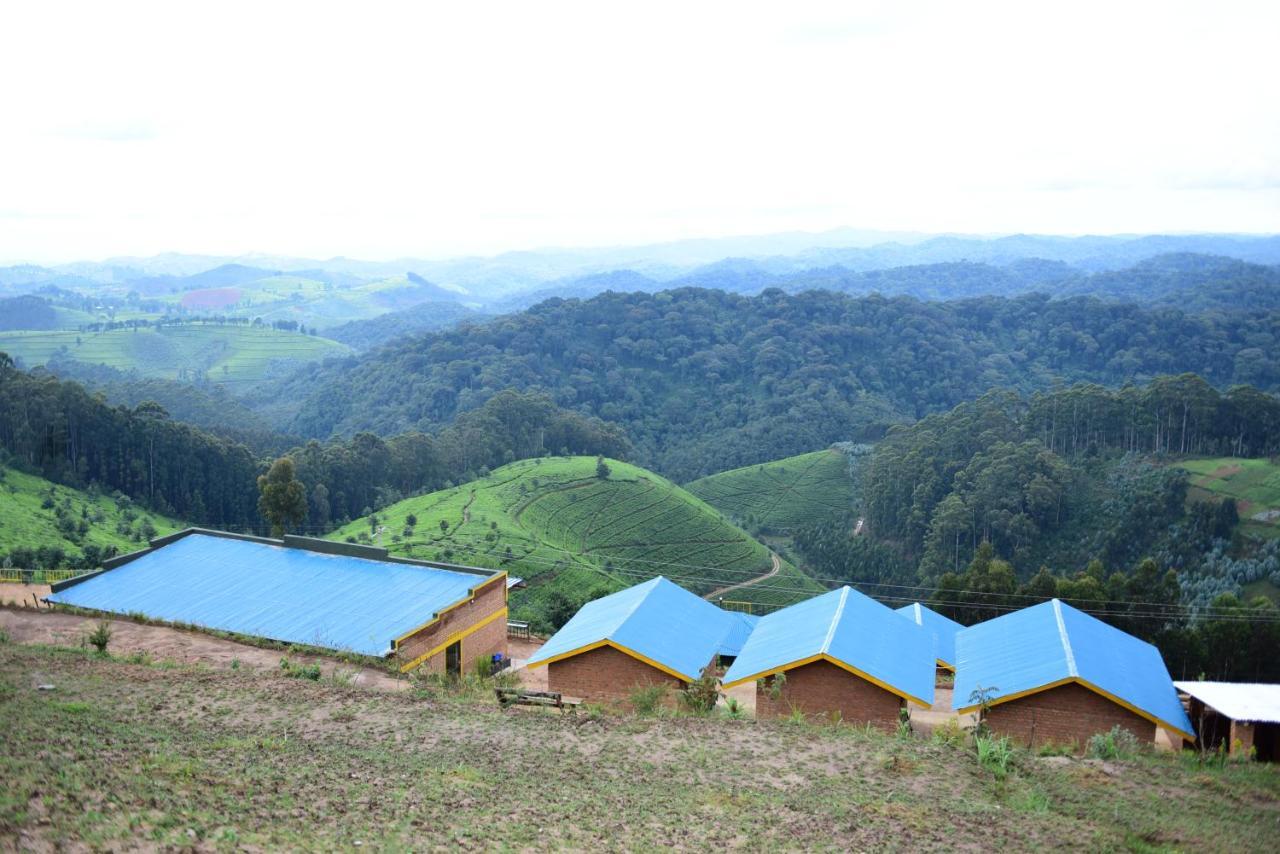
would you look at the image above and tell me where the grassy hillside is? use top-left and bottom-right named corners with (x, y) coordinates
top-left (0, 324), bottom-right (349, 384)
top-left (1177, 457), bottom-right (1280, 538)
top-left (3, 644), bottom-right (1278, 850)
top-left (686, 448), bottom-right (855, 532)
top-left (0, 466), bottom-right (183, 571)
top-left (329, 456), bottom-right (821, 626)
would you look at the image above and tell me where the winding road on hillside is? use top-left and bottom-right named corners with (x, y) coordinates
top-left (703, 551), bottom-right (782, 601)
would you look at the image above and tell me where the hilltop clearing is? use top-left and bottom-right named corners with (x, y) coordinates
top-left (1, 643), bottom-right (1277, 850)
top-left (0, 323), bottom-right (348, 384)
top-left (328, 456), bottom-right (821, 629)
top-left (1177, 457), bottom-right (1280, 539)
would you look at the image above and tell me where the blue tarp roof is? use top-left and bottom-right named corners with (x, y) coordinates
top-left (525, 577), bottom-right (738, 681)
top-left (952, 599), bottom-right (1194, 737)
top-left (722, 587), bottom-right (935, 707)
top-left (896, 602), bottom-right (964, 668)
top-left (46, 532), bottom-right (496, 656)
top-left (718, 612), bottom-right (759, 658)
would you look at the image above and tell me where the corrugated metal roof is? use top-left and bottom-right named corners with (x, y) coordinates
top-left (46, 532), bottom-right (495, 656)
top-left (896, 602), bottom-right (964, 668)
top-left (721, 587), bottom-right (935, 707)
top-left (718, 612), bottom-right (759, 658)
top-left (524, 577), bottom-right (737, 682)
top-left (1174, 681), bottom-right (1280, 724)
top-left (954, 599), bottom-right (1194, 738)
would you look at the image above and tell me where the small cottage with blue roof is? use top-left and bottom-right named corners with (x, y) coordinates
top-left (896, 602), bottom-right (964, 671)
top-left (722, 586), bottom-right (934, 729)
top-left (524, 576), bottom-right (740, 705)
top-left (953, 599), bottom-right (1194, 747)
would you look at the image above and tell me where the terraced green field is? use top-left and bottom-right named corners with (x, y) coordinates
top-left (0, 324), bottom-right (350, 383)
top-left (0, 466), bottom-right (183, 572)
top-left (1177, 457), bottom-right (1280, 538)
top-left (328, 457), bottom-right (822, 626)
top-left (686, 448), bottom-right (855, 532)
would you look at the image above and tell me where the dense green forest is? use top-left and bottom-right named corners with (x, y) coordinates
top-left (270, 288), bottom-right (1280, 481)
top-left (0, 355), bottom-right (630, 543)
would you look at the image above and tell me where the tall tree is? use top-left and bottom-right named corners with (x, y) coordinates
top-left (257, 457), bottom-right (307, 537)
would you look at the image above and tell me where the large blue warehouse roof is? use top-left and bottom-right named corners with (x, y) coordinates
top-left (722, 587), bottom-right (935, 708)
top-left (525, 577), bottom-right (738, 682)
top-left (46, 530), bottom-right (501, 657)
top-left (953, 599), bottom-right (1194, 739)
top-left (896, 602), bottom-right (964, 669)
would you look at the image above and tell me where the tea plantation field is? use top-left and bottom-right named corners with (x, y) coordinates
top-left (686, 448), bottom-right (855, 532)
top-left (329, 456), bottom-right (822, 628)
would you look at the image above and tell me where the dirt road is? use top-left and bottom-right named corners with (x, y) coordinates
top-left (703, 551), bottom-right (782, 600)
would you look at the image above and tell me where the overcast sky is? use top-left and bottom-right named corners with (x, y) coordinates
top-left (1, 1), bottom-right (1276, 263)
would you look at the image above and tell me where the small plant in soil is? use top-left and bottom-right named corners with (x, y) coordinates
top-left (87, 621), bottom-right (112, 655)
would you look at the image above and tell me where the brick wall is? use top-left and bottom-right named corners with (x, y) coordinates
top-left (396, 574), bottom-right (508, 674)
top-left (1230, 720), bottom-right (1255, 757)
top-left (547, 645), bottom-right (686, 708)
top-left (986, 682), bottom-right (1156, 750)
top-left (755, 660), bottom-right (905, 732)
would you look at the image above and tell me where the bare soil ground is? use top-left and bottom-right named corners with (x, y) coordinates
top-left (2, 642), bottom-right (1277, 851)
top-left (0, 583), bottom-right (50, 608)
top-left (0, 608), bottom-right (407, 692)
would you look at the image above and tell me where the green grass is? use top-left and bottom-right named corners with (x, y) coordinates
top-left (0, 466), bottom-right (183, 567)
top-left (1176, 457), bottom-right (1280, 537)
top-left (329, 456), bottom-right (821, 623)
top-left (686, 448), bottom-right (854, 532)
top-left (1, 644), bottom-right (1277, 850)
top-left (0, 324), bottom-right (349, 383)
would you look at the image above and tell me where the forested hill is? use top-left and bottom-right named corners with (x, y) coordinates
top-left (273, 288), bottom-right (1280, 481)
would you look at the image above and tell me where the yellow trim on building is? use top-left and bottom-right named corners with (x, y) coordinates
top-left (398, 606), bottom-right (508, 673)
top-left (955, 675), bottom-right (1195, 741)
top-left (936, 659), bottom-right (955, 672)
top-left (721, 653), bottom-right (931, 708)
top-left (392, 571), bottom-right (508, 646)
top-left (523, 639), bottom-right (694, 683)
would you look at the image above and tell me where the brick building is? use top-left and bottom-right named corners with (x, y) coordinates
top-left (47, 528), bottom-right (508, 675)
top-left (953, 599), bottom-right (1193, 750)
top-left (722, 586), bottom-right (934, 731)
top-left (524, 577), bottom-right (740, 707)
top-left (1175, 681), bottom-right (1280, 761)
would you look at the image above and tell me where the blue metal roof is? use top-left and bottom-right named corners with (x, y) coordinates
top-left (722, 587), bottom-right (935, 707)
top-left (46, 532), bottom-right (495, 657)
top-left (525, 577), bottom-right (737, 681)
top-left (896, 602), bottom-right (964, 668)
top-left (952, 599), bottom-right (1194, 737)
top-left (718, 612), bottom-right (759, 658)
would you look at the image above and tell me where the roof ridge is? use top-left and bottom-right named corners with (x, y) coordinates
top-left (613, 576), bottom-right (664, 639)
top-left (1052, 599), bottom-right (1078, 678)
top-left (820, 587), bottom-right (849, 655)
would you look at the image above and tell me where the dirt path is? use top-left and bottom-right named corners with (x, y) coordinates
top-left (703, 551), bottom-right (782, 600)
top-left (0, 607), bottom-right (409, 691)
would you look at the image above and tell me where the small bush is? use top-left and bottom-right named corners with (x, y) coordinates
top-left (932, 718), bottom-right (966, 748)
top-left (1087, 725), bottom-right (1140, 760)
top-left (474, 655), bottom-right (494, 679)
top-left (0, 628), bottom-right (10, 645)
top-left (630, 682), bottom-right (668, 716)
top-left (680, 668), bottom-right (720, 715)
top-left (975, 734), bottom-right (1015, 779)
top-left (280, 657), bottom-right (322, 681)
top-left (1012, 786), bottom-right (1051, 813)
top-left (757, 671), bottom-right (786, 701)
top-left (87, 621), bottom-right (112, 654)
top-left (230, 658), bottom-right (241, 671)
top-left (721, 697), bottom-right (746, 720)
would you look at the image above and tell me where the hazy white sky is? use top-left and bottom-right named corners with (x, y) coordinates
top-left (1, 1), bottom-right (1276, 263)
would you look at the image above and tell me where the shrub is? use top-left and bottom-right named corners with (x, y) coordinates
top-left (932, 718), bottom-right (966, 748)
top-left (975, 734), bottom-right (1015, 779)
top-left (721, 697), bottom-right (746, 720)
top-left (87, 621), bottom-right (112, 654)
top-left (757, 671), bottom-right (786, 701)
top-left (1087, 725), bottom-right (1140, 760)
top-left (474, 655), bottom-right (494, 679)
top-left (280, 657), bottom-right (322, 680)
top-left (680, 667), bottom-right (720, 715)
top-left (630, 682), bottom-right (668, 716)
